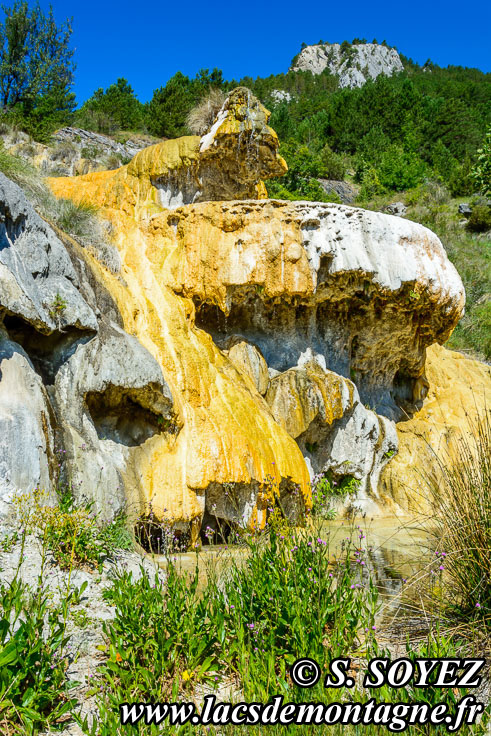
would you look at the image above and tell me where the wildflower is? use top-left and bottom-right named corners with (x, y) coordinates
top-left (476, 603), bottom-right (481, 608)
top-left (439, 565), bottom-right (444, 571)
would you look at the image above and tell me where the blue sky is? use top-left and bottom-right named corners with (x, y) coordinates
top-left (48, 0), bottom-right (490, 106)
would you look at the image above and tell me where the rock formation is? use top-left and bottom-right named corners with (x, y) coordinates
top-left (380, 343), bottom-right (491, 514)
top-left (1, 126), bottom-right (154, 177)
top-left (57, 87), bottom-right (286, 218)
top-left (0, 86), bottom-right (487, 546)
top-left (291, 43), bottom-right (404, 88)
top-left (0, 174), bottom-right (177, 525)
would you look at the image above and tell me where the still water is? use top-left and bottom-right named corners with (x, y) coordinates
top-left (154, 515), bottom-right (433, 622)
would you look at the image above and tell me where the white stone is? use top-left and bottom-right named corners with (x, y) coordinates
top-left (291, 43), bottom-right (404, 89)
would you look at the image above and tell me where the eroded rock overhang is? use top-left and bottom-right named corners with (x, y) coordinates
top-left (159, 199), bottom-right (465, 422)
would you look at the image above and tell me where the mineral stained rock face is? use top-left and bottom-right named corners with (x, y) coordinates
top-left (265, 363), bottom-right (398, 512)
top-left (290, 42), bottom-right (404, 88)
top-left (52, 87), bottom-right (286, 219)
top-left (0, 174), bottom-right (176, 523)
top-left (168, 200), bottom-right (464, 422)
top-left (43, 88), bottom-right (473, 532)
top-left (380, 344), bottom-right (491, 514)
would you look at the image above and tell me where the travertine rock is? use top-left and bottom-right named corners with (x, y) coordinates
top-left (222, 336), bottom-right (269, 395)
top-left (379, 344), bottom-right (491, 513)
top-left (291, 42), bottom-right (404, 88)
top-left (0, 334), bottom-right (56, 515)
top-left (48, 128), bottom-right (466, 526)
top-left (36, 88), bottom-right (487, 529)
top-left (53, 321), bottom-right (175, 521)
top-left (265, 361), bottom-right (398, 510)
top-left (0, 175), bottom-right (178, 526)
top-left (162, 199), bottom-right (464, 421)
top-left (49, 88), bottom-right (286, 218)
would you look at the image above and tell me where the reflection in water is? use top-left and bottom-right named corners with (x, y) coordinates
top-left (154, 516), bottom-right (433, 622)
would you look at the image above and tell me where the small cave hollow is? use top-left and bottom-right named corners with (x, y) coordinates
top-left (2, 312), bottom-right (95, 384)
top-left (200, 510), bottom-right (238, 546)
top-left (85, 385), bottom-right (171, 447)
top-left (135, 517), bottom-right (190, 554)
top-left (390, 368), bottom-right (419, 421)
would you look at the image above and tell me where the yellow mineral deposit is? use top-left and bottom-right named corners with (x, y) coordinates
top-left (380, 343), bottom-right (491, 514)
top-left (47, 87), bottom-right (490, 538)
top-left (48, 91), bottom-right (308, 543)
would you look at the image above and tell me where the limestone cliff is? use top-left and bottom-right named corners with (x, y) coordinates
top-left (291, 43), bottom-right (404, 88)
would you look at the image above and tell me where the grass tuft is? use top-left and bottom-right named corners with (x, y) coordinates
top-left (425, 410), bottom-right (491, 625)
top-left (0, 142), bottom-right (120, 273)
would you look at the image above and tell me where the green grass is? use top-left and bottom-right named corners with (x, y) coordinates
top-left (76, 523), bottom-right (489, 736)
top-left (424, 410), bottom-right (491, 625)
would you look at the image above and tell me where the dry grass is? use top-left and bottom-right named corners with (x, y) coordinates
top-left (0, 142), bottom-right (120, 273)
top-left (186, 88), bottom-right (226, 135)
top-left (425, 409), bottom-right (490, 625)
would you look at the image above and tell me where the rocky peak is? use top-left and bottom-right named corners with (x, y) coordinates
top-left (290, 42), bottom-right (404, 88)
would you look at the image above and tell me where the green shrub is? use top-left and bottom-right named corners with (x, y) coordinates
top-left (378, 145), bottom-right (427, 191)
top-left (15, 489), bottom-right (133, 571)
top-left (471, 127), bottom-right (491, 196)
top-left (0, 577), bottom-right (77, 734)
top-left (311, 472), bottom-right (360, 518)
top-left (319, 144), bottom-right (345, 180)
top-left (80, 145), bottom-right (103, 160)
top-left (466, 203), bottom-right (491, 233)
top-left (359, 165), bottom-right (385, 198)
